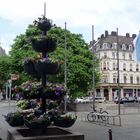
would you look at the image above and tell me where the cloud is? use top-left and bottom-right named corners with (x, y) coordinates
top-left (0, 0), bottom-right (140, 53)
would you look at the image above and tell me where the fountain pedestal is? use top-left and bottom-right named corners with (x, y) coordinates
top-left (7, 126), bottom-right (84, 140)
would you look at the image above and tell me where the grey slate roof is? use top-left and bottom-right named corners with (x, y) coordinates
top-left (98, 35), bottom-right (134, 45)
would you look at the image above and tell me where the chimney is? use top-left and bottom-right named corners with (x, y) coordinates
top-left (111, 31), bottom-right (117, 36)
top-left (126, 33), bottom-right (130, 37)
top-left (105, 30), bottom-right (108, 37)
top-left (132, 34), bottom-right (136, 39)
top-left (101, 34), bottom-right (104, 39)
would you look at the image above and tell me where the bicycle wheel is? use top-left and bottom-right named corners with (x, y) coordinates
top-left (87, 112), bottom-right (96, 122)
top-left (101, 111), bottom-right (108, 121)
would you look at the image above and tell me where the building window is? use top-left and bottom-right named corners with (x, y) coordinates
top-left (104, 52), bottom-right (107, 58)
top-left (129, 45), bottom-right (132, 50)
top-left (103, 76), bottom-right (108, 83)
top-left (130, 64), bottom-right (132, 71)
top-left (122, 44), bottom-right (126, 50)
top-left (112, 52), bottom-right (115, 59)
top-left (124, 75), bottom-right (127, 83)
top-left (129, 54), bottom-right (132, 60)
top-left (113, 76), bottom-right (116, 83)
top-left (103, 43), bottom-right (107, 49)
top-left (137, 77), bottom-right (139, 84)
top-left (103, 62), bottom-right (106, 70)
top-left (107, 62), bottom-right (109, 70)
top-left (113, 43), bottom-right (117, 49)
top-left (113, 62), bottom-right (115, 70)
top-left (122, 53), bottom-right (125, 60)
top-left (130, 76), bottom-right (133, 84)
top-left (123, 63), bottom-right (126, 71)
top-left (136, 64), bottom-right (139, 71)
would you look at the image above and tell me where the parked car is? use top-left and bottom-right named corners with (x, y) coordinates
top-left (95, 97), bottom-right (106, 103)
top-left (74, 97), bottom-right (93, 103)
top-left (114, 97), bottom-right (136, 104)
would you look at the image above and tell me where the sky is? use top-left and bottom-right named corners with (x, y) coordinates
top-left (0, 0), bottom-right (140, 54)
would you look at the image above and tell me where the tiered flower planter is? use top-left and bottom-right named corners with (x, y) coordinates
top-left (6, 14), bottom-right (84, 140)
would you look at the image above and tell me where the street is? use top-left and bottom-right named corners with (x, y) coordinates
top-left (1, 101), bottom-right (140, 140)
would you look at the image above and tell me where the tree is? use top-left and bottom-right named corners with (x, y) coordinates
top-left (0, 55), bottom-right (12, 88)
top-left (9, 25), bottom-right (100, 98)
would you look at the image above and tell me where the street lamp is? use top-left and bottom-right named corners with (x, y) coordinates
top-left (92, 25), bottom-right (95, 111)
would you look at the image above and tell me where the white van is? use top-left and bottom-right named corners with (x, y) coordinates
top-left (95, 97), bottom-right (106, 103)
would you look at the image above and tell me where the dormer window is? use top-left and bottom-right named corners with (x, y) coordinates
top-left (113, 43), bottom-right (117, 49)
top-left (103, 43), bottom-right (107, 49)
top-left (122, 44), bottom-right (126, 50)
top-left (129, 45), bottom-right (132, 50)
top-left (126, 45), bottom-right (129, 50)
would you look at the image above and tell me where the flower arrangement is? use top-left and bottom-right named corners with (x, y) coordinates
top-left (14, 81), bottom-right (42, 100)
top-left (45, 83), bottom-right (66, 93)
top-left (4, 111), bottom-right (24, 127)
top-left (24, 113), bottom-right (51, 129)
top-left (53, 114), bottom-right (77, 128)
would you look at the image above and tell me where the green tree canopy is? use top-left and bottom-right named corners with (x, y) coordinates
top-left (9, 25), bottom-right (100, 98)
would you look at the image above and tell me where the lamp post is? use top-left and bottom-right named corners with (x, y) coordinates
top-left (116, 28), bottom-right (121, 115)
top-left (92, 25), bottom-right (95, 111)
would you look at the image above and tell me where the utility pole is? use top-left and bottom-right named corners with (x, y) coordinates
top-left (116, 28), bottom-right (121, 115)
top-left (64, 22), bottom-right (67, 112)
top-left (92, 25), bottom-right (95, 111)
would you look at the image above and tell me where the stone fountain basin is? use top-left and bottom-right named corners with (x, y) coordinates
top-left (7, 126), bottom-right (84, 140)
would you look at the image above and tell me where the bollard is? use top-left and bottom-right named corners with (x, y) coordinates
top-left (108, 129), bottom-right (112, 140)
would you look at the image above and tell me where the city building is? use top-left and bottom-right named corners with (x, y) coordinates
top-left (93, 30), bottom-right (140, 101)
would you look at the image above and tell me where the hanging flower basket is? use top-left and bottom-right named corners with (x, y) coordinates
top-left (31, 37), bottom-right (57, 52)
top-left (53, 115), bottom-right (77, 128)
top-left (35, 61), bottom-right (60, 75)
top-left (42, 83), bottom-right (67, 100)
top-left (4, 112), bottom-right (24, 127)
top-left (43, 91), bottom-right (66, 100)
top-left (24, 114), bottom-right (51, 129)
top-left (33, 17), bottom-right (52, 31)
top-left (23, 59), bottom-right (38, 75)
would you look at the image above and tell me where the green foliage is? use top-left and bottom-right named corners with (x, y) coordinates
top-left (9, 25), bottom-right (100, 98)
top-left (0, 55), bottom-right (12, 88)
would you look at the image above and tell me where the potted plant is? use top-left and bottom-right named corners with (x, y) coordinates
top-left (53, 114), bottom-right (77, 128)
top-left (4, 112), bottom-right (24, 127)
top-left (35, 57), bottom-right (60, 75)
top-left (43, 83), bottom-right (66, 100)
top-left (33, 16), bottom-right (52, 31)
top-left (31, 37), bottom-right (57, 52)
top-left (24, 113), bottom-right (51, 129)
top-left (23, 58), bottom-right (38, 75)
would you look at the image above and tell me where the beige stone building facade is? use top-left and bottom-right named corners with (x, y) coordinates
top-left (94, 31), bottom-right (140, 101)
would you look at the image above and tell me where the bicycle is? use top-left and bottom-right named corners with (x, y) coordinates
top-left (87, 107), bottom-right (109, 122)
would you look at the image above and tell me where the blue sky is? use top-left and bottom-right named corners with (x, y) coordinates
top-left (0, 0), bottom-right (140, 54)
